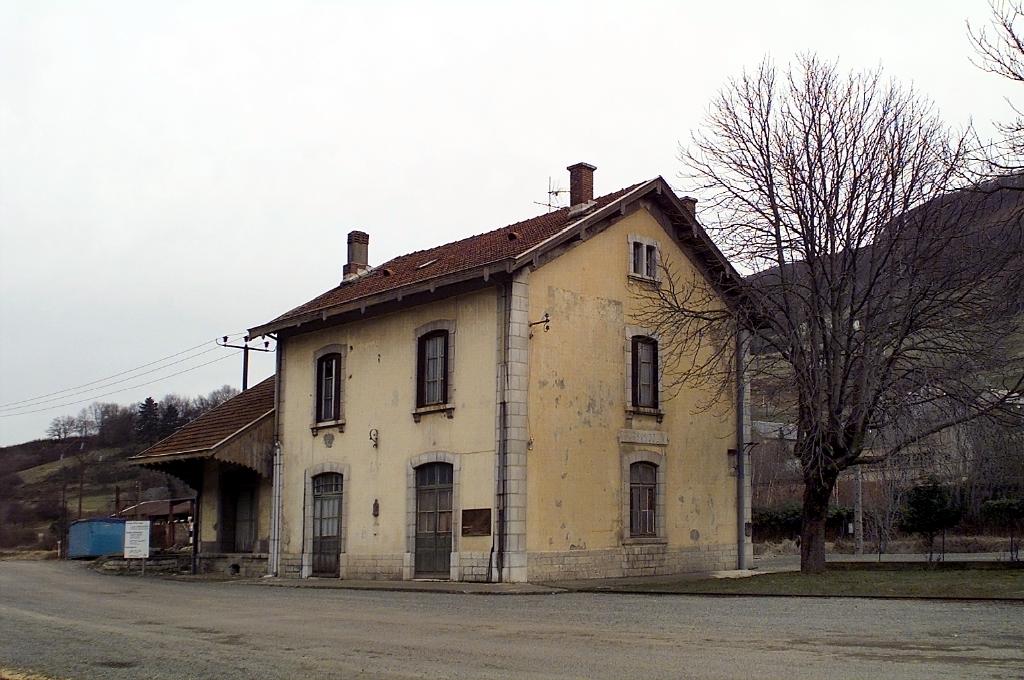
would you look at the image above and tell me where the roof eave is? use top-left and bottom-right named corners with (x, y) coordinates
top-left (247, 263), bottom-right (515, 338)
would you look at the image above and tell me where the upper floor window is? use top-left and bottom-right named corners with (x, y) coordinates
top-left (631, 336), bottom-right (658, 409)
top-left (316, 353), bottom-right (342, 422)
top-left (629, 462), bottom-right (658, 537)
top-left (630, 239), bottom-right (658, 279)
top-left (417, 330), bottom-right (449, 407)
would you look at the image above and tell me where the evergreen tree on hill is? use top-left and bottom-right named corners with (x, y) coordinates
top-left (158, 403), bottom-right (182, 439)
top-left (134, 397), bottom-right (160, 444)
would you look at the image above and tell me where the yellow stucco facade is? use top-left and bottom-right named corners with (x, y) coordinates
top-left (265, 180), bottom-right (750, 582)
top-left (523, 204), bottom-right (742, 579)
top-left (276, 289), bottom-right (500, 579)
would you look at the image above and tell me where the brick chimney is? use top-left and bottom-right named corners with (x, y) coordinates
top-left (567, 162), bottom-right (596, 208)
top-left (343, 230), bottom-right (369, 280)
top-left (680, 196), bottom-right (698, 219)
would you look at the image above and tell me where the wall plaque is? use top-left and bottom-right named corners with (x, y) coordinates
top-left (461, 508), bottom-right (492, 536)
top-left (618, 429), bottom-right (669, 446)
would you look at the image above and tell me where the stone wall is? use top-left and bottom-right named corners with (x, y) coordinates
top-left (94, 554), bottom-right (191, 575)
top-left (199, 552), bottom-right (268, 578)
top-left (527, 543), bottom-right (737, 581)
top-left (455, 551), bottom-right (493, 582)
top-left (345, 553), bottom-right (404, 580)
top-left (279, 552), bottom-right (302, 578)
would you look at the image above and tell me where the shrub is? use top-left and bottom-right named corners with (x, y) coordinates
top-left (900, 480), bottom-right (961, 561)
top-left (981, 498), bottom-right (1024, 561)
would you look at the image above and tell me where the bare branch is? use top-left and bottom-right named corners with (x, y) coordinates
top-left (658, 55), bottom-right (1024, 573)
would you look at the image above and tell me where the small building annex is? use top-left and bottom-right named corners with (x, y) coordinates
top-left (134, 162), bottom-right (753, 582)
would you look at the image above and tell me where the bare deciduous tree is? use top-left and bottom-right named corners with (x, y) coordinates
top-left (45, 415), bottom-right (77, 441)
top-left (637, 56), bottom-right (1024, 573)
top-left (969, 0), bottom-right (1024, 174)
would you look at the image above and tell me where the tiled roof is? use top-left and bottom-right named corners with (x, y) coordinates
top-left (263, 184), bottom-right (642, 328)
top-left (131, 377), bottom-right (275, 460)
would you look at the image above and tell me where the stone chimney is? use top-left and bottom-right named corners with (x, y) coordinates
top-left (567, 162), bottom-right (596, 208)
top-left (343, 230), bottom-right (369, 280)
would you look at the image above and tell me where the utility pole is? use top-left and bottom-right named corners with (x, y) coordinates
top-left (77, 441), bottom-right (85, 520)
top-left (217, 336), bottom-right (273, 391)
top-left (854, 465), bottom-right (864, 555)
top-left (59, 450), bottom-right (68, 558)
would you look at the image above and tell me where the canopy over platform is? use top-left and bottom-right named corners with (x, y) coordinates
top-left (130, 377), bottom-right (275, 487)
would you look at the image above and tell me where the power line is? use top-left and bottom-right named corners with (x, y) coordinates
top-left (0, 344), bottom-right (234, 411)
top-left (0, 353), bottom-right (237, 417)
top-left (0, 332), bottom-right (247, 409)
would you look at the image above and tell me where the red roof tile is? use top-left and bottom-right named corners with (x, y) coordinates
top-left (131, 377), bottom-right (275, 459)
top-left (261, 185), bottom-right (642, 329)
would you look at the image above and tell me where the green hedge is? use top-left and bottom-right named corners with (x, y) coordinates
top-left (753, 503), bottom-right (853, 540)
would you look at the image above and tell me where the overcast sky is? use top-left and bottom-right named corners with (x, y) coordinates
top-left (0, 0), bottom-right (1015, 445)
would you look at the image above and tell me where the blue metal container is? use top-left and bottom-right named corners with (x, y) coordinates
top-left (67, 518), bottom-right (126, 558)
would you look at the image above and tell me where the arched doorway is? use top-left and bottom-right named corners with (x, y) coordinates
top-left (414, 462), bottom-right (453, 578)
top-left (311, 472), bottom-right (343, 577)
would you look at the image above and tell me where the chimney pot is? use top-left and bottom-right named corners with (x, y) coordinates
top-left (343, 230), bottom-right (370, 280)
top-left (567, 162), bottom-right (596, 207)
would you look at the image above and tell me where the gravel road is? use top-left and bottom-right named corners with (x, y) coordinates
top-left (1, 561), bottom-right (1021, 679)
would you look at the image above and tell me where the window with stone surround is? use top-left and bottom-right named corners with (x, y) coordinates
top-left (629, 462), bottom-right (657, 537)
top-left (629, 235), bottom-right (659, 281)
top-left (621, 451), bottom-right (666, 543)
top-left (417, 330), bottom-right (448, 407)
top-left (413, 320), bottom-right (455, 420)
top-left (311, 344), bottom-right (346, 433)
top-left (631, 336), bottom-right (659, 409)
top-left (316, 353), bottom-right (342, 422)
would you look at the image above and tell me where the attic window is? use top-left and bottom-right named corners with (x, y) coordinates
top-left (381, 268), bottom-right (394, 277)
top-left (507, 231), bottom-right (520, 241)
top-left (416, 259), bottom-right (438, 269)
top-left (629, 236), bottom-right (659, 281)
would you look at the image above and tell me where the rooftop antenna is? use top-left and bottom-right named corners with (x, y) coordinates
top-left (533, 176), bottom-right (569, 212)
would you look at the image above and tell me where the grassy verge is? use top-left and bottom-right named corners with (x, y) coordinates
top-left (583, 568), bottom-right (1024, 599)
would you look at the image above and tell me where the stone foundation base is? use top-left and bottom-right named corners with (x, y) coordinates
top-left (527, 543), bottom-right (738, 581)
top-left (94, 554), bottom-right (192, 575)
top-left (275, 550), bottom-right (502, 582)
top-left (271, 545), bottom-right (737, 582)
top-left (347, 553), bottom-right (404, 580)
top-left (199, 552), bottom-right (268, 578)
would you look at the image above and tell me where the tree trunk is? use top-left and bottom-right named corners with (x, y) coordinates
top-left (800, 475), bottom-right (836, 573)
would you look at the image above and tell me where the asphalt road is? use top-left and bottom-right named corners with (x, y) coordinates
top-left (1, 561), bottom-right (1021, 680)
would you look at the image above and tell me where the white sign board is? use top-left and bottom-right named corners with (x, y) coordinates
top-left (124, 520), bottom-right (151, 559)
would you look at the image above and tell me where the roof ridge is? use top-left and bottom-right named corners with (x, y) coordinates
top-left (349, 184), bottom-right (643, 273)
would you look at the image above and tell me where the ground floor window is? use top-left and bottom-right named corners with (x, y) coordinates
top-left (630, 462), bottom-right (657, 537)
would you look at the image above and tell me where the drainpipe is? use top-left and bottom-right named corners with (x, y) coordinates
top-left (192, 489), bottom-right (202, 575)
top-left (494, 279), bottom-right (512, 582)
top-left (268, 340), bottom-right (284, 576)
top-left (735, 327), bottom-right (750, 570)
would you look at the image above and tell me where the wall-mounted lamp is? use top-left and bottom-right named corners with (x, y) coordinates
top-left (369, 428), bottom-right (379, 448)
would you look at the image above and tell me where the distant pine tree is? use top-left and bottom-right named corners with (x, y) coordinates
top-left (158, 403), bottom-right (181, 439)
top-left (135, 397), bottom-right (161, 444)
